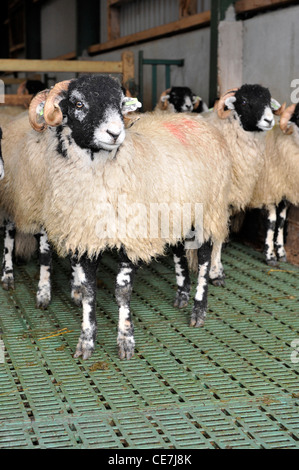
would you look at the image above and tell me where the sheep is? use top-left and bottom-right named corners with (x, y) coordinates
top-left (187, 84), bottom-right (279, 285)
top-left (0, 74), bottom-right (233, 361)
top-left (248, 102), bottom-right (299, 265)
top-left (155, 86), bottom-right (208, 113)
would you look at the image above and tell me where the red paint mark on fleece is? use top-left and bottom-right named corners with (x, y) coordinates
top-left (162, 118), bottom-right (199, 145)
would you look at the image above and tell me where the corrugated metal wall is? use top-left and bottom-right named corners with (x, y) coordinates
top-left (100, 0), bottom-right (211, 43)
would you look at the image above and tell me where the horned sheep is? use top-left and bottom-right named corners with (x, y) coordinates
top-left (155, 86), bottom-right (208, 113)
top-left (186, 84), bottom-right (279, 285)
top-left (248, 102), bottom-right (299, 265)
top-left (0, 74), bottom-right (233, 360)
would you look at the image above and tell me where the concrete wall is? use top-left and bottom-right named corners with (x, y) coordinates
top-left (242, 4), bottom-right (299, 104)
top-left (36, 2), bottom-right (299, 109)
top-left (92, 27), bottom-right (211, 111)
top-left (41, 0), bottom-right (76, 60)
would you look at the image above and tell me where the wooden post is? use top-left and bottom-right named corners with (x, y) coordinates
top-left (122, 51), bottom-right (135, 93)
top-left (209, 0), bottom-right (237, 107)
top-left (108, 0), bottom-right (120, 41)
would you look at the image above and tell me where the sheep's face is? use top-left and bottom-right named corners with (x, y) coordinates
top-left (224, 84), bottom-right (275, 132)
top-left (59, 75), bottom-right (138, 152)
top-left (166, 87), bottom-right (195, 112)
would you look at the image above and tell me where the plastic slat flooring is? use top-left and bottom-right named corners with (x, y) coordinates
top-left (0, 241), bottom-right (299, 449)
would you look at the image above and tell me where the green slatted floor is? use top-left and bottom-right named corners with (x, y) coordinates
top-left (0, 241), bottom-right (299, 449)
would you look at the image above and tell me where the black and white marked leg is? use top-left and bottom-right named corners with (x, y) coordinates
top-left (73, 254), bottom-right (100, 360)
top-left (190, 240), bottom-right (212, 328)
top-left (1, 220), bottom-right (16, 290)
top-left (264, 204), bottom-right (278, 266)
top-left (275, 200), bottom-right (289, 262)
top-left (70, 256), bottom-right (84, 306)
top-left (209, 240), bottom-right (225, 287)
top-left (36, 229), bottom-right (52, 309)
top-left (172, 243), bottom-right (191, 308)
top-left (115, 249), bottom-right (137, 360)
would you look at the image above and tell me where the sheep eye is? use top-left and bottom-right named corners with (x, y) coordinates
top-left (76, 101), bottom-right (84, 109)
top-left (241, 99), bottom-right (247, 106)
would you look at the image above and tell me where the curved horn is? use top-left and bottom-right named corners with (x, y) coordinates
top-left (273, 102), bottom-right (286, 116)
top-left (43, 80), bottom-right (72, 127)
top-left (159, 88), bottom-right (171, 110)
top-left (217, 88), bottom-right (239, 119)
top-left (17, 81), bottom-right (29, 95)
top-left (279, 103), bottom-right (296, 135)
top-left (28, 89), bottom-right (51, 132)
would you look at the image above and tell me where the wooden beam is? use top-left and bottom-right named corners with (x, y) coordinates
top-left (0, 58), bottom-right (123, 74)
top-left (0, 94), bottom-right (32, 106)
top-left (89, 11), bottom-right (211, 55)
top-left (235, 0), bottom-right (295, 14)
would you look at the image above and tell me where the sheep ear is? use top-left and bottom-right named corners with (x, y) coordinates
top-left (161, 94), bottom-right (170, 103)
top-left (35, 101), bottom-right (47, 126)
top-left (225, 96), bottom-right (236, 110)
top-left (271, 98), bottom-right (281, 111)
top-left (122, 97), bottom-right (142, 114)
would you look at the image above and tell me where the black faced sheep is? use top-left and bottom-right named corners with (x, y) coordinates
top-left (0, 75), bottom-right (233, 360)
top-left (186, 84), bottom-right (279, 285)
top-left (248, 102), bottom-right (299, 265)
top-left (156, 86), bottom-right (208, 113)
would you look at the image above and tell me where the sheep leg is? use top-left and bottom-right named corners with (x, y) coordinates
top-left (1, 220), bottom-right (16, 290)
top-left (275, 200), bottom-right (289, 262)
top-left (70, 257), bottom-right (84, 306)
top-left (73, 255), bottom-right (100, 360)
top-left (36, 229), bottom-right (52, 309)
top-left (209, 240), bottom-right (225, 287)
top-left (115, 249), bottom-right (137, 360)
top-left (190, 240), bottom-right (212, 327)
top-left (172, 243), bottom-right (191, 308)
top-left (264, 204), bottom-right (278, 266)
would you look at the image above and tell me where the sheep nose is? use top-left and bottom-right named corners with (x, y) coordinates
top-left (264, 118), bottom-right (272, 124)
top-left (107, 129), bottom-right (121, 141)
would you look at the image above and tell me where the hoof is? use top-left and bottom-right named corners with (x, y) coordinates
top-left (118, 337), bottom-right (135, 360)
top-left (277, 255), bottom-right (287, 263)
top-left (2, 276), bottom-right (14, 291)
top-left (74, 337), bottom-right (95, 360)
top-left (266, 258), bottom-right (278, 267)
top-left (36, 291), bottom-right (51, 310)
top-left (210, 277), bottom-right (226, 287)
top-left (174, 291), bottom-right (190, 309)
top-left (190, 307), bottom-right (206, 328)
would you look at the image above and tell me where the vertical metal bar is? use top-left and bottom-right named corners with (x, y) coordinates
top-left (152, 64), bottom-right (157, 110)
top-left (76, 0), bottom-right (100, 57)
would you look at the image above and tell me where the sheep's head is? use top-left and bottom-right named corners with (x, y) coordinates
top-left (280, 103), bottom-right (299, 135)
top-left (29, 75), bottom-right (141, 152)
top-left (159, 86), bottom-right (201, 113)
top-left (217, 84), bottom-right (279, 132)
